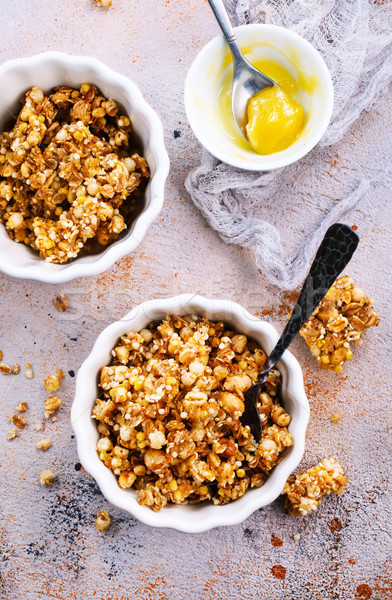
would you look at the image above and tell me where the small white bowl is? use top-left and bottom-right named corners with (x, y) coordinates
top-left (184, 24), bottom-right (334, 171)
top-left (0, 52), bottom-right (169, 283)
top-left (72, 294), bottom-right (309, 532)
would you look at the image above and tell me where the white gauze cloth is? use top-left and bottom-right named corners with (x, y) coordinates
top-left (185, 0), bottom-right (392, 289)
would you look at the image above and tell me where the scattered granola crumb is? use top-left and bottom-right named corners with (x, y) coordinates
top-left (94, 0), bottom-right (112, 6)
top-left (34, 423), bottom-right (42, 431)
top-left (12, 363), bottom-right (19, 375)
top-left (331, 415), bottom-right (340, 424)
top-left (0, 350), bottom-right (2, 360)
top-left (53, 294), bottom-right (68, 312)
top-left (96, 510), bottom-right (111, 531)
top-left (40, 470), bottom-right (56, 485)
top-left (25, 364), bottom-right (34, 379)
top-left (44, 395), bottom-right (62, 416)
top-left (0, 363), bottom-right (11, 375)
top-left (44, 369), bottom-right (64, 392)
top-left (7, 428), bottom-right (18, 440)
top-left (10, 414), bottom-right (26, 428)
top-left (300, 276), bottom-right (380, 373)
top-left (16, 402), bottom-right (28, 412)
top-left (293, 533), bottom-right (301, 542)
top-left (282, 457), bottom-right (348, 516)
top-left (37, 438), bottom-right (52, 450)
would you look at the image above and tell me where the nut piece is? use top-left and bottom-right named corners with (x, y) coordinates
top-left (40, 470), bottom-right (56, 486)
top-left (96, 510), bottom-right (111, 531)
top-left (53, 295), bottom-right (68, 312)
top-left (300, 276), bottom-right (380, 373)
top-left (37, 438), bottom-right (52, 450)
top-left (0, 363), bottom-right (11, 375)
top-left (10, 414), bottom-right (26, 428)
top-left (282, 457), bottom-right (348, 516)
top-left (44, 369), bottom-right (64, 392)
top-left (16, 402), bottom-right (28, 412)
top-left (7, 428), bottom-right (18, 440)
top-left (44, 395), bottom-right (62, 416)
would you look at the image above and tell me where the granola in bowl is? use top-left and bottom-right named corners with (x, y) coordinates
top-left (0, 84), bottom-right (149, 263)
top-left (92, 314), bottom-right (293, 511)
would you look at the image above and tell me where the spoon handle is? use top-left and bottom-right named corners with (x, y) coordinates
top-left (264, 223), bottom-right (359, 373)
top-left (207, 0), bottom-right (244, 60)
top-left (207, 0), bottom-right (236, 42)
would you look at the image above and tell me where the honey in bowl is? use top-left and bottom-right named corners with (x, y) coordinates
top-left (217, 55), bottom-right (314, 155)
top-left (246, 84), bottom-right (304, 155)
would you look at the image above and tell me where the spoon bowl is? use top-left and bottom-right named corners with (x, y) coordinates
top-left (208, 0), bottom-right (274, 138)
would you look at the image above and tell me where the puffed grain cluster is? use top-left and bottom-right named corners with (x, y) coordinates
top-left (282, 457), bottom-right (348, 516)
top-left (300, 276), bottom-right (380, 372)
top-left (0, 84), bottom-right (149, 263)
top-left (92, 315), bottom-right (293, 511)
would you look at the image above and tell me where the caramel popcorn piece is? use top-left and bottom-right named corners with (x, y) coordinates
top-left (300, 276), bottom-right (380, 373)
top-left (12, 364), bottom-right (20, 375)
top-left (25, 364), bottom-right (34, 379)
top-left (7, 428), bottom-right (18, 440)
top-left (282, 457), bottom-right (348, 516)
top-left (10, 414), bottom-right (26, 428)
top-left (93, 315), bottom-right (293, 511)
top-left (0, 84), bottom-right (148, 263)
top-left (44, 395), bottom-right (62, 416)
top-left (95, 0), bottom-right (112, 5)
top-left (37, 438), bottom-right (52, 450)
top-left (40, 470), bottom-right (56, 485)
top-left (96, 510), bottom-right (111, 531)
top-left (16, 402), bottom-right (28, 412)
top-left (44, 369), bottom-right (64, 392)
top-left (53, 294), bottom-right (68, 312)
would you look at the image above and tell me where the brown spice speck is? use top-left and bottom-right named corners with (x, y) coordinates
top-left (271, 565), bottom-right (286, 579)
top-left (348, 558), bottom-right (357, 565)
top-left (329, 517), bottom-right (342, 533)
top-left (271, 535), bottom-right (283, 547)
top-left (357, 584), bottom-right (372, 599)
top-left (352, 224), bottom-right (358, 231)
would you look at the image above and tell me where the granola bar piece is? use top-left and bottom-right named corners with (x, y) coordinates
top-left (282, 457), bottom-right (348, 516)
top-left (300, 276), bottom-right (380, 372)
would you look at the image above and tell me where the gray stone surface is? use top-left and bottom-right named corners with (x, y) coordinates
top-left (0, 1), bottom-right (391, 599)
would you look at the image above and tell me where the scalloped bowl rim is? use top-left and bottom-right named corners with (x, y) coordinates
top-left (0, 52), bottom-right (169, 283)
top-left (71, 294), bottom-right (309, 532)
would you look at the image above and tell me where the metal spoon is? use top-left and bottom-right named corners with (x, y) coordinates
top-left (241, 223), bottom-right (360, 442)
top-left (208, 0), bottom-right (274, 138)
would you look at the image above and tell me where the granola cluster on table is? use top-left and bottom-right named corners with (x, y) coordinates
top-left (0, 84), bottom-right (149, 263)
top-left (282, 457), bottom-right (348, 516)
top-left (300, 276), bottom-right (380, 373)
top-left (92, 315), bottom-right (293, 511)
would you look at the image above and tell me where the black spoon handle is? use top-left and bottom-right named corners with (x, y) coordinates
top-left (264, 223), bottom-right (359, 374)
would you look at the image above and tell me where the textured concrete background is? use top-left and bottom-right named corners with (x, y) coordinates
top-left (0, 1), bottom-right (391, 599)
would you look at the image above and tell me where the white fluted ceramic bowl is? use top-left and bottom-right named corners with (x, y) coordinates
top-left (0, 52), bottom-right (169, 283)
top-left (72, 294), bottom-right (309, 532)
